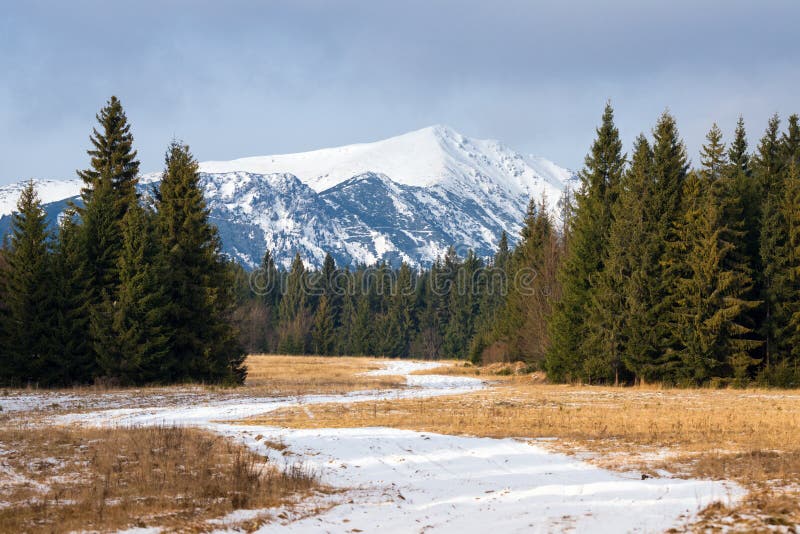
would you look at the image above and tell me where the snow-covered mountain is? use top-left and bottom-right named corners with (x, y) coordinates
top-left (0, 126), bottom-right (576, 269)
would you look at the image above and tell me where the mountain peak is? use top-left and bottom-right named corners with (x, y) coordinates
top-left (199, 125), bottom-right (572, 195)
top-left (0, 127), bottom-right (575, 270)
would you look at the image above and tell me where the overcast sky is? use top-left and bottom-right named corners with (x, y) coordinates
top-left (1, 0), bottom-right (798, 184)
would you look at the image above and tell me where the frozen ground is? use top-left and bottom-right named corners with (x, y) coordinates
top-left (49, 361), bottom-right (739, 532)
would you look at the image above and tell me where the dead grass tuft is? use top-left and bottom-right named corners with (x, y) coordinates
top-left (0, 424), bottom-right (320, 533)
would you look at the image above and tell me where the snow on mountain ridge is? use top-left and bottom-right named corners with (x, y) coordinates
top-left (0, 178), bottom-right (83, 217)
top-left (199, 125), bottom-right (571, 198)
top-left (0, 126), bottom-right (576, 269)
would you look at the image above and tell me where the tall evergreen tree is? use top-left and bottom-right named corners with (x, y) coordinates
top-left (259, 249), bottom-right (281, 310)
top-left (726, 117), bottom-right (761, 283)
top-left (278, 253), bottom-right (310, 354)
top-left (547, 103), bottom-right (625, 382)
top-left (669, 165), bottom-right (760, 384)
top-left (99, 203), bottom-right (172, 384)
top-left (383, 263), bottom-right (415, 357)
top-left (51, 209), bottom-right (94, 383)
top-left (155, 141), bottom-right (245, 383)
top-left (755, 115), bottom-right (787, 367)
top-left (600, 135), bottom-right (663, 383)
top-left (350, 294), bottom-right (373, 356)
top-left (1, 182), bottom-right (55, 385)
top-left (774, 160), bottom-right (800, 384)
top-left (77, 96), bottom-right (140, 299)
top-left (781, 114), bottom-right (800, 167)
top-left (312, 295), bottom-right (336, 355)
top-left (648, 111), bottom-right (690, 376)
top-left (498, 200), bottom-right (557, 365)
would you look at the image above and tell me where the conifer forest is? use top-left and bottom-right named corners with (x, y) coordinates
top-left (2, 98), bottom-right (800, 389)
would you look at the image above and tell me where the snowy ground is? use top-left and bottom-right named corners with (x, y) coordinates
top-left (50, 361), bottom-right (740, 533)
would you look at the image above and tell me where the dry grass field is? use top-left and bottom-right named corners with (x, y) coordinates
top-left (242, 354), bottom-right (406, 395)
top-left (0, 355), bottom-right (397, 533)
top-left (0, 424), bottom-right (322, 533)
top-left (5, 356), bottom-right (800, 531)
top-left (244, 366), bottom-right (800, 531)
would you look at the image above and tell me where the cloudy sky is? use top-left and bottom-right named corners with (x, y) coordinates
top-left (1, 0), bottom-right (798, 184)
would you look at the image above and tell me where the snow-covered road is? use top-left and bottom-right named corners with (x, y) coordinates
top-left (60, 361), bottom-right (741, 533)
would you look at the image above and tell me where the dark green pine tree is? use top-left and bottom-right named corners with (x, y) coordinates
top-left (412, 264), bottom-right (444, 360)
top-left (51, 208), bottom-right (94, 383)
top-left (469, 232), bottom-right (511, 363)
top-left (278, 252), bottom-right (310, 354)
top-left (726, 117), bottom-right (761, 285)
top-left (383, 262), bottom-right (416, 357)
top-left (312, 294), bottom-right (336, 355)
top-left (648, 111), bottom-right (690, 378)
top-left (500, 199), bottom-right (555, 364)
top-left (156, 141), bottom-right (245, 383)
top-left (98, 203), bottom-right (172, 384)
top-left (350, 294), bottom-right (373, 356)
top-left (729, 116), bottom-right (751, 176)
top-left (773, 160), bottom-right (800, 384)
top-left (77, 96), bottom-right (140, 298)
top-left (600, 135), bottom-right (663, 384)
top-left (319, 252), bottom-right (341, 331)
top-left (762, 118), bottom-right (800, 380)
top-left (1, 182), bottom-right (56, 385)
top-left (669, 129), bottom-right (760, 384)
top-left (754, 115), bottom-right (787, 368)
top-left (546, 103), bottom-right (625, 382)
top-left (337, 274), bottom-right (356, 355)
top-left (781, 114), bottom-right (800, 167)
top-left (255, 249), bottom-right (281, 351)
top-left (259, 249), bottom-right (281, 310)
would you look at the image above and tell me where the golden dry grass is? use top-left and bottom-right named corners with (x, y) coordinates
top-left (0, 425), bottom-right (322, 533)
top-left (242, 354), bottom-right (406, 395)
top-left (0, 355), bottom-right (406, 405)
top-left (242, 379), bottom-right (800, 530)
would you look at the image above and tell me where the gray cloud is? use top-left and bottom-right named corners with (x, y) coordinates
top-left (0, 0), bottom-right (798, 183)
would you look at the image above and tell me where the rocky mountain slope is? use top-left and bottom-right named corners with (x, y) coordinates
top-left (0, 126), bottom-right (575, 268)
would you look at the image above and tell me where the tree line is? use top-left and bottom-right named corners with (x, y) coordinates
top-left (3, 97), bottom-right (798, 389)
top-left (0, 97), bottom-right (245, 387)
top-left (229, 197), bottom-right (564, 366)
top-left (546, 105), bottom-right (800, 386)
top-left (231, 104), bottom-right (800, 388)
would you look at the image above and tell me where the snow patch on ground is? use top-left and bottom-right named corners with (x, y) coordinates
top-left (48, 361), bottom-right (740, 532)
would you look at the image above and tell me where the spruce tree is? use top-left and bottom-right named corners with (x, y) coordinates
top-left (51, 209), bottom-right (94, 383)
top-left (155, 141), bottom-right (245, 383)
top-left (755, 115), bottom-right (787, 367)
top-left (338, 278), bottom-right (356, 355)
top-left (1, 182), bottom-right (55, 385)
top-left (384, 262), bottom-right (415, 357)
top-left (669, 167), bottom-right (760, 384)
top-left (498, 200), bottom-right (556, 365)
top-left (781, 114), bottom-right (800, 167)
top-left (77, 96), bottom-right (140, 299)
top-left (546, 103), bottom-right (624, 382)
top-left (774, 160), bottom-right (800, 384)
top-left (729, 116), bottom-right (751, 176)
top-left (603, 135), bottom-right (663, 383)
top-left (726, 117), bottom-right (761, 285)
top-left (350, 295), bottom-right (372, 355)
top-left (278, 253), bottom-right (310, 354)
top-left (648, 111), bottom-right (690, 378)
top-left (259, 249), bottom-right (281, 310)
top-left (312, 294), bottom-right (336, 355)
top-left (101, 203), bottom-right (172, 384)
